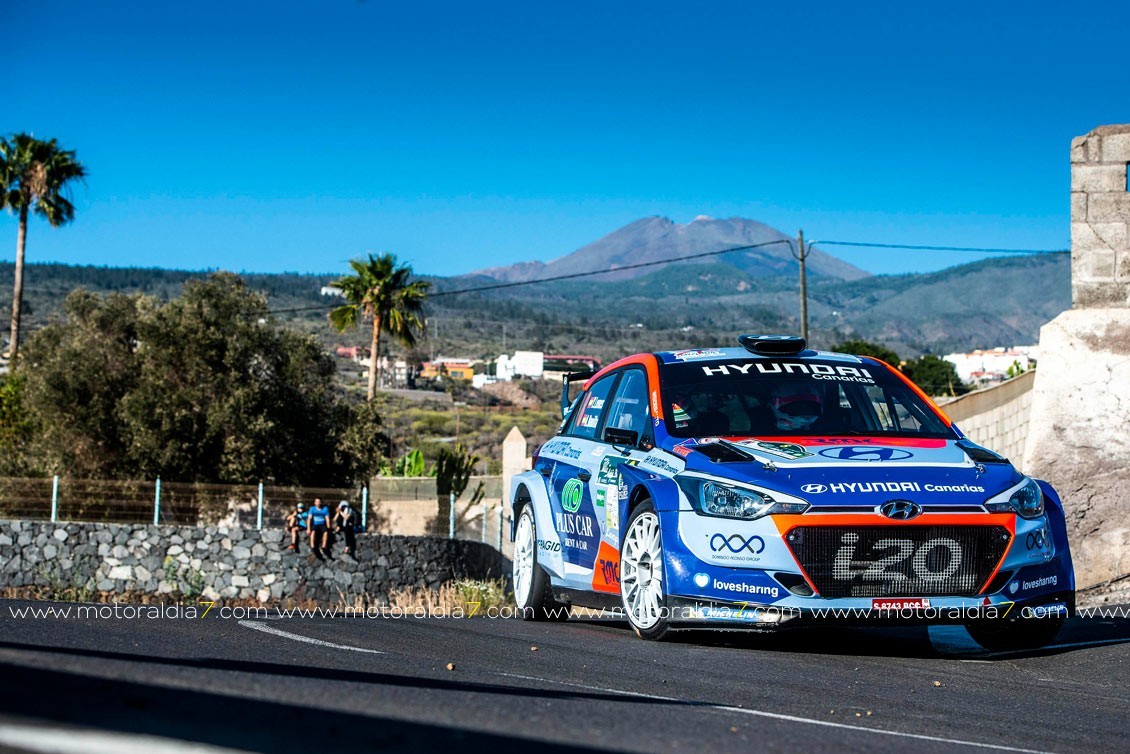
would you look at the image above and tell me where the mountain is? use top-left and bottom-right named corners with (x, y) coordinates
top-left (472, 216), bottom-right (870, 283)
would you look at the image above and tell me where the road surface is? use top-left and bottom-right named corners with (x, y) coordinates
top-left (0, 599), bottom-right (1128, 753)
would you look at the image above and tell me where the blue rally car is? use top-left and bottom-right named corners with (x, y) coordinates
top-left (509, 335), bottom-right (1074, 649)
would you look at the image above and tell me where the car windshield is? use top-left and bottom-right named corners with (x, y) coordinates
top-left (660, 357), bottom-right (955, 439)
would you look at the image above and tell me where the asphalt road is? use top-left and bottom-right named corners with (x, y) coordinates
top-left (0, 599), bottom-right (1128, 754)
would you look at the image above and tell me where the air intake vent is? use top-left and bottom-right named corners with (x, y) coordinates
top-left (785, 525), bottom-right (1010, 598)
top-left (738, 334), bottom-right (807, 356)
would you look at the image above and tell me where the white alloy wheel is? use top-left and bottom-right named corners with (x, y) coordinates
top-left (620, 503), bottom-right (668, 637)
top-left (513, 506), bottom-right (536, 609)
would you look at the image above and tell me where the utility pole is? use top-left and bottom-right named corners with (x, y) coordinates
top-left (793, 229), bottom-right (810, 341)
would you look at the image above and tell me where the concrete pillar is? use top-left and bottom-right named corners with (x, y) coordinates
top-left (1023, 124), bottom-right (1130, 591)
top-left (501, 426), bottom-right (531, 504)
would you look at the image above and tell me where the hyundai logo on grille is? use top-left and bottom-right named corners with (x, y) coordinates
top-left (880, 500), bottom-right (922, 520)
top-left (801, 484), bottom-right (827, 494)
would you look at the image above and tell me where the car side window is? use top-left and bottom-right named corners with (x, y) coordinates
top-left (603, 368), bottom-right (651, 443)
top-left (566, 374), bottom-right (618, 440)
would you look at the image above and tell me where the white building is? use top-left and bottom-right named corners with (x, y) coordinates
top-left (944, 346), bottom-right (1038, 385)
top-left (496, 351), bottom-right (544, 381)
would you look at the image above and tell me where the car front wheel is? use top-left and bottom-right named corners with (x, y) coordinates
top-left (620, 500), bottom-right (671, 640)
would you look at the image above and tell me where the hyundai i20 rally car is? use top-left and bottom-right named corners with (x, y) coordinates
top-left (509, 335), bottom-right (1075, 649)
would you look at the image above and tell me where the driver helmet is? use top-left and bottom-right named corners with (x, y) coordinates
top-left (670, 392), bottom-right (698, 430)
top-left (769, 384), bottom-right (823, 431)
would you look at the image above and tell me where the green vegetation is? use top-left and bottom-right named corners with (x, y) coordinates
top-left (329, 253), bottom-right (430, 400)
top-left (0, 133), bottom-right (87, 359)
top-left (4, 274), bottom-right (388, 485)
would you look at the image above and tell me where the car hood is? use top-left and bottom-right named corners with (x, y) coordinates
top-left (670, 437), bottom-right (1022, 506)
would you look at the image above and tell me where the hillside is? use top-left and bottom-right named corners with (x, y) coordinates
top-left (0, 250), bottom-right (1069, 365)
top-left (471, 216), bottom-right (870, 283)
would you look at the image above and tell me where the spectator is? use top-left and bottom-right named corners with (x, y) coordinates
top-left (284, 502), bottom-right (308, 551)
top-left (308, 498), bottom-right (332, 556)
top-left (334, 500), bottom-right (360, 556)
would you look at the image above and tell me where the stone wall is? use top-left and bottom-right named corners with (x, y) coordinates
top-left (940, 370), bottom-right (1035, 466)
top-left (0, 520), bottom-right (510, 603)
top-left (1071, 124), bottom-right (1130, 307)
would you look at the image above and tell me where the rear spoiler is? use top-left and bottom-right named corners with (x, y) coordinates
top-left (560, 370), bottom-right (596, 418)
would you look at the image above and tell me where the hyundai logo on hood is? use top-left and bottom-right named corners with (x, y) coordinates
top-left (801, 484), bottom-right (827, 494)
top-left (880, 500), bottom-right (923, 520)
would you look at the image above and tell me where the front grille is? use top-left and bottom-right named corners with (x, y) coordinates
top-left (785, 525), bottom-right (1010, 598)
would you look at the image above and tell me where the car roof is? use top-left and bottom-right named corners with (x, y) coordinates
top-left (653, 347), bottom-right (872, 366)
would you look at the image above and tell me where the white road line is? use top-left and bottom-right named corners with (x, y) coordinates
top-left (494, 672), bottom-right (1054, 754)
top-left (238, 620), bottom-right (384, 653)
top-left (0, 723), bottom-right (251, 754)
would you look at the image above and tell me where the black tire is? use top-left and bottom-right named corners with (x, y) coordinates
top-left (620, 500), bottom-right (671, 640)
top-left (512, 503), bottom-right (569, 622)
top-left (965, 601), bottom-right (1069, 651)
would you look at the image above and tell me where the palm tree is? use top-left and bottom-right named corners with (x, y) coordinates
top-left (0, 134), bottom-right (87, 360)
top-left (328, 253), bottom-right (430, 400)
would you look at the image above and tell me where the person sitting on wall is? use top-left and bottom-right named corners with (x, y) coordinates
top-left (333, 500), bottom-right (360, 557)
top-left (285, 502), bottom-right (308, 551)
top-left (308, 498), bottom-right (332, 556)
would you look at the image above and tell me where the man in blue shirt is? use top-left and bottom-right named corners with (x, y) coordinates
top-left (308, 498), bottom-right (332, 554)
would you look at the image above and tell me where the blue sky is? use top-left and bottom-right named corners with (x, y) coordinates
top-left (6, 1), bottom-right (1128, 277)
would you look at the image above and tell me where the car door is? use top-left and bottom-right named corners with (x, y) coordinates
top-left (540, 372), bottom-right (619, 589)
top-left (587, 367), bottom-right (655, 594)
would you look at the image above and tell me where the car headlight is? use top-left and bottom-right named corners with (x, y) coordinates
top-left (985, 477), bottom-right (1044, 519)
top-left (676, 475), bottom-right (809, 520)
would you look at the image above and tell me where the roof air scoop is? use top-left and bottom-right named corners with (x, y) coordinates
top-left (738, 334), bottom-right (807, 356)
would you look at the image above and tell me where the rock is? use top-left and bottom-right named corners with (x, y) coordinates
top-left (0, 534), bottom-right (12, 547)
top-left (108, 565), bottom-right (132, 580)
top-left (53, 529), bottom-right (68, 542)
top-left (232, 546), bottom-right (251, 560)
top-left (231, 575), bottom-right (250, 588)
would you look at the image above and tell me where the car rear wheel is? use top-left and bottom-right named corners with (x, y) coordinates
top-left (513, 504), bottom-right (568, 621)
top-left (620, 500), bottom-right (671, 640)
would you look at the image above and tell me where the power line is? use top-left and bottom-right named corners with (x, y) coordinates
top-left (265, 236), bottom-right (1069, 314)
top-left (815, 240), bottom-right (1068, 254)
top-left (428, 238), bottom-right (794, 298)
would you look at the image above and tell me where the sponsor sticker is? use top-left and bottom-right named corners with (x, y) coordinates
top-left (672, 444), bottom-right (694, 458)
top-left (561, 478), bottom-right (584, 513)
top-left (591, 541), bottom-right (621, 593)
top-left (672, 349), bottom-right (725, 361)
top-left (541, 439), bottom-right (582, 460)
top-left (741, 440), bottom-right (812, 460)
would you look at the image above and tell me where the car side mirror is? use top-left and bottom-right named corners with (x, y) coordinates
top-left (603, 427), bottom-right (639, 447)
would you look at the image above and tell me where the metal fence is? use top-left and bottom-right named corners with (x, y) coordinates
top-left (0, 475), bottom-right (512, 555)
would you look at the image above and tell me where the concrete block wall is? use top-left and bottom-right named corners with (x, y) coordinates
top-left (940, 371), bottom-right (1035, 466)
top-left (0, 521), bottom-right (510, 604)
top-left (1071, 124), bottom-right (1130, 307)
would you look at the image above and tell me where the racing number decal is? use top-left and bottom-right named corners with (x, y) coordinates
top-left (833, 534), bottom-right (963, 582)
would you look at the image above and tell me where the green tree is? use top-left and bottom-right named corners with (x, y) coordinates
top-left (902, 355), bottom-right (970, 397)
top-left (120, 273), bottom-right (348, 484)
top-left (328, 253), bottom-right (430, 400)
top-left (431, 442), bottom-right (479, 535)
top-left (830, 339), bottom-right (901, 366)
top-left (0, 134), bottom-right (87, 359)
top-left (18, 290), bottom-right (148, 477)
top-left (17, 274), bottom-right (357, 485)
top-left (337, 400), bottom-right (392, 483)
